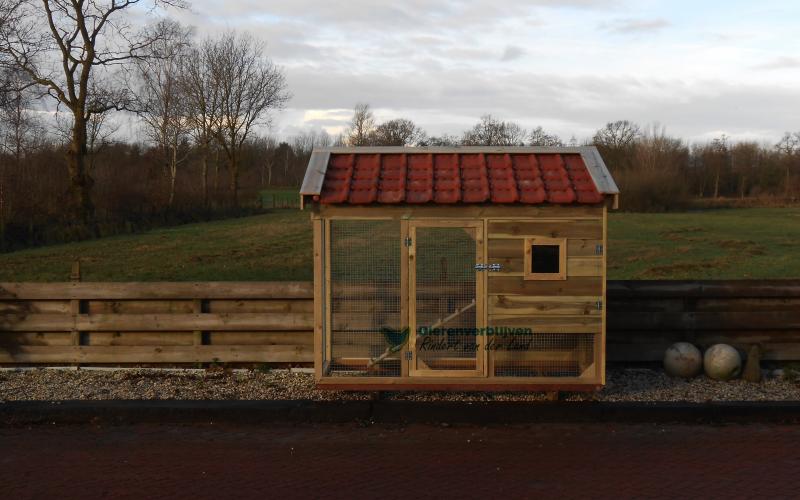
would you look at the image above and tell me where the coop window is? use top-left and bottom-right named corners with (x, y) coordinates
top-left (524, 237), bottom-right (566, 280)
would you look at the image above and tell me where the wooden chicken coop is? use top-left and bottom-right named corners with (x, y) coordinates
top-left (300, 146), bottom-right (619, 391)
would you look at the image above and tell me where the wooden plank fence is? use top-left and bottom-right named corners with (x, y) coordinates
top-left (1, 280), bottom-right (799, 364)
top-left (607, 280), bottom-right (800, 362)
top-left (0, 282), bottom-right (314, 364)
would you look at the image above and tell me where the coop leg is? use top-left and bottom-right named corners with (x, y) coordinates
top-left (545, 391), bottom-right (560, 402)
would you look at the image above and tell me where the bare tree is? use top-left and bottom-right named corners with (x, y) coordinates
top-left (182, 38), bottom-right (221, 209)
top-left (369, 118), bottom-right (426, 146)
top-left (135, 19), bottom-right (192, 208)
top-left (776, 132), bottom-right (800, 197)
top-left (291, 129), bottom-right (331, 157)
top-left (0, 0), bottom-right (186, 233)
top-left (420, 134), bottom-right (460, 147)
top-left (85, 105), bottom-right (118, 174)
top-left (528, 126), bottom-right (563, 147)
top-left (592, 120), bottom-right (641, 173)
top-left (709, 135), bottom-right (729, 198)
top-left (208, 31), bottom-right (289, 207)
top-left (731, 141), bottom-right (760, 199)
top-left (346, 103), bottom-right (375, 146)
top-left (0, 68), bottom-right (40, 167)
top-left (0, 67), bottom-right (42, 244)
top-left (593, 120), bottom-right (641, 149)
top-left (461, 114), bottom-right (526, 146)
top-left (54, 85), bottom-right (120, 174)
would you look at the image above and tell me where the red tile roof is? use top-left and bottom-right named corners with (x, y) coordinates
top-left (317, 152), bottom-right (606, 205)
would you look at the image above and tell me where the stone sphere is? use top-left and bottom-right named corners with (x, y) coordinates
top-left (663, 342), bottom-right (703, 378)
top-left (704, 344), bottom-right (742, 381)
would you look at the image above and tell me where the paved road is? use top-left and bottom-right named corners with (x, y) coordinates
top-left (2, 422), bottom-right (799, 499)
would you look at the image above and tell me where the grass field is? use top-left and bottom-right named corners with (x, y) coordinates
top-left (609, 208), bottom-right (800, 279)
top-left (0, 208), bottom-right (798, 281)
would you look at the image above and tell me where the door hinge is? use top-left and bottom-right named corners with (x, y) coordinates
top-left (595, 244), bottom-right (604, 256)
top-left (596, 300), bottom-right (603, 311)
top-left (404, 237), bottom-right (412, 247)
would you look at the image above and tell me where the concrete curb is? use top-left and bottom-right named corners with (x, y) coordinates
top-left (2, 400), bottom-right (800, 426)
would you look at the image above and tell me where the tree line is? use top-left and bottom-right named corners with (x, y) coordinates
top-left (341, 106), bottom-right (800, 211)
top-left (0, 1), bottom-right (299, 249)
top-left (1, 3), bottom-right (799, 252)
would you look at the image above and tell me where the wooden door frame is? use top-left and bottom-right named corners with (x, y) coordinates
top-left (408, 220), bottom-right (486, 378)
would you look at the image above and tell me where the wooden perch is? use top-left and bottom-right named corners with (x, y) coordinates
top-left (366, 346), bottom-right (399, 370)
top-left (367, 299), bottom-right (477, 370)
top-left (428, 299), bottom-right (477, 332)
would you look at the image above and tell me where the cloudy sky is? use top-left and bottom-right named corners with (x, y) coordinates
top-left (172, 0), bottom-right (800, 144)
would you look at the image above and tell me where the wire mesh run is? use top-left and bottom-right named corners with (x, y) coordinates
top-left (328, 220), bottom-right (402, 377)
top-left (414, 226), bottom-right (479, 372)
top-left (492, 333), bottom-right (595, 378)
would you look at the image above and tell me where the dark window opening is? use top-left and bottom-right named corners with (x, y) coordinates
top-left (532, 245), bottom-right (560, 274)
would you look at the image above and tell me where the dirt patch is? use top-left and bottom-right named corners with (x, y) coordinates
top-left (659, 227), bottom-right (706, 242)
top-left (640, 258), bottom-right (730, 278)
top-left (715, 239), bottom-right (767, 256)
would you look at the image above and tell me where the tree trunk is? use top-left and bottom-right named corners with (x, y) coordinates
top-left (200, 143), bottom-right (209, 209)
top-left (168, 144), bottom-right (177, 208)
top-left (786, 166), bottom-right (792, 198)
top-left (229, 151), bottom-right (239, 208)
top-left (66, 114), bottom-right (97, 236)
top-left (713, 167), bottom-right (720, 199)
top-left (213, 148), bottom-right (220, 204)
top-left (0, 162), bottom-right (5, 250)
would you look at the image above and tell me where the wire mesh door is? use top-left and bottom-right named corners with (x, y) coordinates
top-left (410, 221), bottom-right (485, 377)
top-left (328, 219), bottom-right (403, 377)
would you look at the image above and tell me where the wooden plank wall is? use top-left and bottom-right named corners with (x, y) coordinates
top-left (486, 213), bottom-right (605, 380)
top-left (2, 280), bottom-right (800, 364)
top-left (487, 218), bottom-right (605, 332)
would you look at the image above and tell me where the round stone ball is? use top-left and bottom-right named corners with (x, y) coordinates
top-left (704, 344), bottom-right (742, 381)
top-left (663, 342), bottom-right (703, 378)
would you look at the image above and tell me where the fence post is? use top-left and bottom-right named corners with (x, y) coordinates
top-left (70, 260), bottom-right (81, 282)
top-left (69, 260), bottom-right (83, 361)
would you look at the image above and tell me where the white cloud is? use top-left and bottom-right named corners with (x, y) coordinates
top-left (501, 45), bottom-right (526, 61)
top-left (174, 0), bottom-right (800, 143)
top-left (601, 18), bottom-right (670, 34)
top-left (752, 56), bottom-right (800, 70)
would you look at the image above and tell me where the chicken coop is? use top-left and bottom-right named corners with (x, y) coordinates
top-left (300, 146), bottom-right (619, 391)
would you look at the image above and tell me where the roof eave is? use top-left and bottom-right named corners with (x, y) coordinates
top-left (299, 150), bottom-right (331, 196)
top-left (577, 146), bottom-right (620, 195)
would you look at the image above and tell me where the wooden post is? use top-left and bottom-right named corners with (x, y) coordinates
top-left (70, 260), bottom-right (81, 282)
top-left (743, 344), bottom-right (762, 383)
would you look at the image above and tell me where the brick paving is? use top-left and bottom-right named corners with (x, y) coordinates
top-left (2, 422), bottom-right (800, 499)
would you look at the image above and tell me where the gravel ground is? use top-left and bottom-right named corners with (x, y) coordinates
top-left (1, 367), bottom-right (799, 402)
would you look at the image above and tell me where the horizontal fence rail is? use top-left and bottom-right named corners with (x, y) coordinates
top-left (1, 280), bottom-right (799, 365)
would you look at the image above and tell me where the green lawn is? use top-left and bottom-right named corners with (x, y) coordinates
top-left (1, 208), bottom-right (798, 281)
top-left (608, 208), bottom-right (800, 279)
top-left (0, 210), bottom-right (313, 282)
